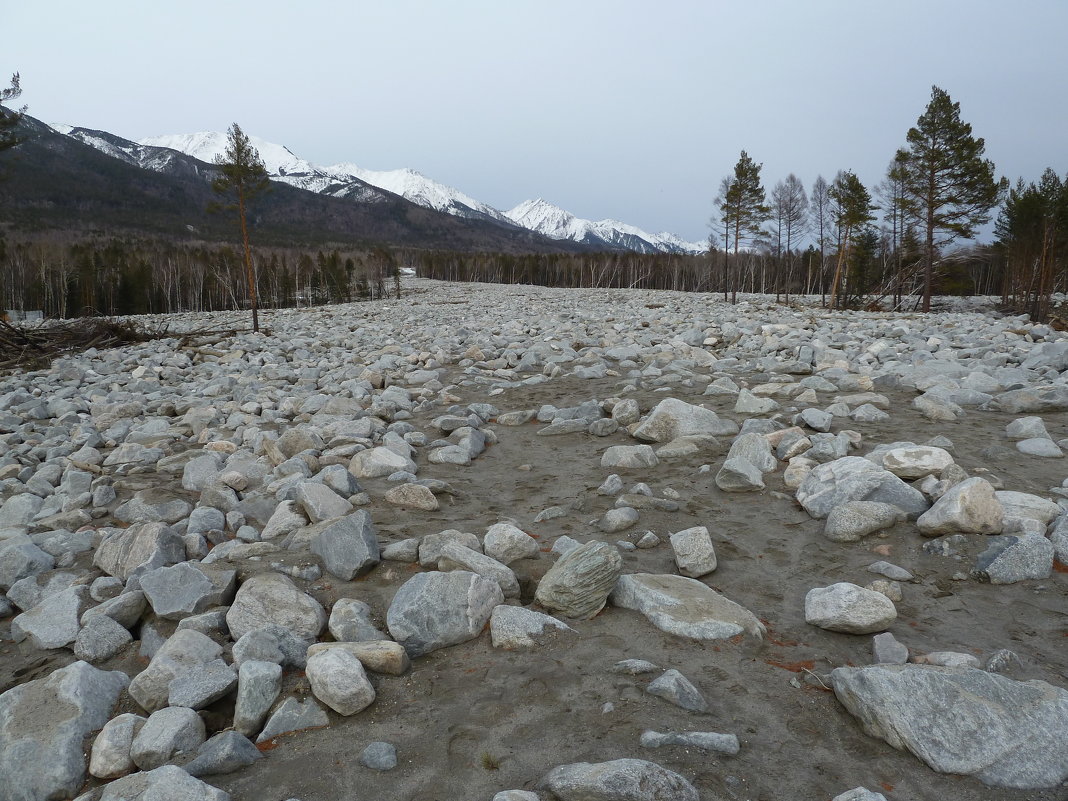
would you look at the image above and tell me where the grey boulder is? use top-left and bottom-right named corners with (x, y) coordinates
top-left (832, 664), bottom-right (1068, 789)
top-left (387, 570), bottom-right (503, 657)
top-left (537, 758), bottom-right (699, 801)
top-left (805, 583), bottom-right (896, 634)
top-left (225, 572), bottom-right (326, 642)
top-left (796, 456), bottom-right (928, 520)
top-left (309, 510), bottom-right (380, 581)
top-left (534, 541), bottom-right (622, 620)
top-left (610, 573), bottom-right (764, 640)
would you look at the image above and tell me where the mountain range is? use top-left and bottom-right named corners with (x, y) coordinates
top-left (130, 131), bottom-right (707, 254)
top-left (1, 115), bottom-right (705, 254)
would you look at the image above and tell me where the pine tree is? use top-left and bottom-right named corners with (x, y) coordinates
top-left (211, 123), bottom-right (270, 331)
top-left (0, 73), bottom-right (25, 155)
top-left (828, 170), bottom-right (875, 308)
top-left (896, 86), bottom-right (1003, 311)
top-left (718, 150), bottom-right (770, 303)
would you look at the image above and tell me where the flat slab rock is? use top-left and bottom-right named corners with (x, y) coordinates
top-left (832, 664), bottom-right (1068, 789)
top-left (0, 660), bottom-right (129, 801)
top-left (610, 573), bottom-right (765, 640)
top-left (537, 758), bottom-right (699, 801)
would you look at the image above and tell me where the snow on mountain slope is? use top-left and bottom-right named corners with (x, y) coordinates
top-left (67, 125), bottom-right (704, 253)
top-left (504, 199), bottom-right (706, 255)
top-left (328, 163), bottom-right (511, 224)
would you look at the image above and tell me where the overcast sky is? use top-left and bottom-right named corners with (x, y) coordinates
top-left (6, 1), bottom-right (1067, 243)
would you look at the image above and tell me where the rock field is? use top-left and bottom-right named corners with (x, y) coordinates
top-left (1, 277), bottom-right (1067, 801)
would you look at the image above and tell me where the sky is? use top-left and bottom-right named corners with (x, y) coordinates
top-left (5, 1), bottom-right (1068, 244)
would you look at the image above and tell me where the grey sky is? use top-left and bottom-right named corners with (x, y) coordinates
top-left (6, 1), bottom-right (1067, 243)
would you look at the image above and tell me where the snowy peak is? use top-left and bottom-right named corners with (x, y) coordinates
top-left (504, 199), bottom-right (705, 255)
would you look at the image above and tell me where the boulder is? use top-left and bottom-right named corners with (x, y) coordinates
top-left (632, 397), bottom-right (738, 442)
top-left (304, 644), bottom-right (376, 716)
top-left (89, 713), bottom-right (146, 779)
top-left (916, 477), bottom-right (1003, 536)
top-left (439, 542), bottom-right (520, 598)
top-left (309, 510), bottom-right (380, 580)
top-left (139, 562), bottom-right (236, 620)
top-left (489, 605), bottom-right (574, 649)
top-left (881, 446), bottom-right (954, 479)
top-left (534, 541), bottom-right (622, 620)
top-left (610, 573), bottom-right (764, 640)
top-left (646, 669), bottom-right (707, 712)
top-left (94, 522), bottom-right (186, 580)
top-left (483, 522), bottom-right (539, 564)
top-left (349, 446), bottom-right (416, 479)
top-left (10, 585), bottom-right (87, 649)
top-left (130, 706), bottom-right (206, 771)
top-left (796, 456), bottom-right (928, 520)
top-left (127, 629), bottom-right (225, 713)
top-left (824, 501), bottom-right (905, 542)
top-left (234, 660), bottom-right (282, 739)
top-left (832, 664), bottom-right (1068, 789)
top-left (973, 534), bottom-right (1054, 584)
top-left (668, 526), bottom-right (717, 578)
top-left (98, 765), bottom-right (230, 801)
top-left (225, 572), bottom-right (327, 642)
top-left (714, 456), bottom-right (765, 491)
top-left (182, 731), bottom-right (262, 778)
top-left (328, 598), bottom-right (389, 642)
top-left (600, 445), bottom-right (659, 470)
top-left (0, 661), bottom-right (129, 801)
top-left (805, 583), bottom-right (896, 634)
top-left (256, 697), bottom-right (329, 743)
top-left (387, 571), bottom-right (503, 657)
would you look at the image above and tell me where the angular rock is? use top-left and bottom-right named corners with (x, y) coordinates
top-left (714, 456), bottom-right (765, 492)
top-left (168, 658), bottom-right (237, 709)
top-left (128, 629), bottom-right (224, 714)
top-left (182, 730), bottom-right (262, 778)
top-left (82, 590), bottom-right (147, 630)
top-left (439, 542), bottom-right (520, 598)
top-left (1017, 437), bottom-right (1063, 457)
top-left (99, 765), bottom-right (230, 801)
top-left (535, 541), bottom-right (622, 620)
top-left (94, 522), bottom-right (187, 581)
top-left (0, 539), bottom-right (54, 592)
top-left (295, 481), bottom-right (354, 523)
top-left (349, 446), bottom-right (416, 479)
top-left (995, 490), bottom-right (1061, 525)
top-left (610, 573), bottom-right (764, 640)
top-left (308, 640), bottom-right (410, 676)
top-left (387, 570), bottom-right (503, 657)
top-left (225, 572), bottom-right (326, 642)
top-left (872, 632), bottom-right (909, 665)
top-left (646, 669), bottom-right (707, 712)
top-left (0, 661), bottom-right (129, 801)
top-left (74, 613), bottom-right (134, 663)
top-left (309, 510), bottom-right (380, 580)
top-left (232, 624), bottom-right (311, 669)
top-left (256, 697), bottom-right (329, 743)
top-left (489, 605), bottom-right (574, 649)
top-left (234, 660), bottom-right (282, 738)
top-left (328, 598), bottom-right (389, 642)
top-left (668, 526), bottom-right (717, 578)
top-left (796, 456), bottom-right (928, 520)
top-left (632, 397), bottom-right (738, 442)
top-left (11, 585), bottom-right (87, 649)
top-left (805, 583), bottom-right (896, 634)
top-left (114, 488), bottom-right (193, 525)
top-left (384, 482), bottom-right (439, 510)
top-left (601, 445), bottom-right (659, 470)
top-left (130, 705), bottom-right (206, 771)
top-left (916, 477), bottom-right (1003, 536)
top-left (139, 562), bottom-right (236, 621)
top-left (832, 664), bottom-right (1068, 789)
top-left (483, 522), bottom-right (538, 565)
top-left (973, 534), bottom-right (1054, 584)
top-left (537, 758), bottom-right (699, 801)
top-left (418, 529), bottom-right (480, 568)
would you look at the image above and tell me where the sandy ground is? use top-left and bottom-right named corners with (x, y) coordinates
top-left (2, 293), bottom-right (1067, 801)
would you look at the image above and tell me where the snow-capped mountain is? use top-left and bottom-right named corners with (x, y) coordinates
top-left (505, 199), bottom-right (706, 255)
top-left (326, 164), bottom-right (512, 225)
top-left (57, 124), bottom-right (705, 253)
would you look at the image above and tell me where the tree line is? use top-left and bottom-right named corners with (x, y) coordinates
top-left (0, 233), bottom-right (399, 318)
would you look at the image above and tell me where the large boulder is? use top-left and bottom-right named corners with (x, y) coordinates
top-left (349, 446), bottom-right (416, 479)
top-left (832, 664), bottom-right (1068, 789)
top-left (916, 477), bottom-right (1003, 536)
top-left (880, 446), bottom-right (954, 479)
top-left (537, 758), bottom-right (699, 801)
top-left (973, 534), bottom-right (1054, 584)
top-left (632, 397), bottom-right (738, 442)
top-left (94, 522), bottom-right (187, 580)
top-left (386, 571), bottom-right (503, 657)
top-left (534, 541), bottom-right (622, 620)
top-left (0, 661), bottom-right (129, 801)
top-left (610, 573), bottom-right (764, 640)
top-left (10, 585), bottom-right (87, 649)
top-left (128, 629), bottom-right (224, 713)
top-left (98, 765), bottom-right (230, 801)
top-left (796, 456), bottom-right (929, 520)
top-left (139, 562), bottom-right (236, 620)
top-left (225, 572), bottom-right (327, 642)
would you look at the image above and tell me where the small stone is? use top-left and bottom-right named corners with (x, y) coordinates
top-left (489, 605), bottom-right (574, 649)
top-left (182, 730), bottom-right (262, 777)
top-left (601, 445), bottom-right (659, 469)
top-left (646, 669), bottom-right (708, 712)
top-left (359, 741), bottom-right (398, 771)
top-left (872, 632), bottom-right (908, 664)
top-left (599, 506), bottom-right (639, 533)
top-left (824, 501), bottom-right (905, 542)
top-left (483, 523), bottom-right (538, 564)
top-left (384, 483), bottom-right (439, 510)
top-left (256, 697), bottom-right (329, 743)
top-left (867, 561), bottom-right (913, 581)
top-left (640, 729), bottom-right (739, 755)
top-left (537, 759), bottom-right (698, 801)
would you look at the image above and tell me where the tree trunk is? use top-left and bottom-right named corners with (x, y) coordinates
top-left (238, 191), bottom-right (259, 332)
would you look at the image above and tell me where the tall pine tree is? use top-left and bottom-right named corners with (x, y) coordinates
top-left (828, 170), bottom-right (875, 308)
top-left (0, 73), bottom-right (24, 155)
top-left (211, 123), bottom-right (270, 332)
top-left (718, 150), bottom-right (769, 303)
top-left (896, 86), bottom-right (1003, 311)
